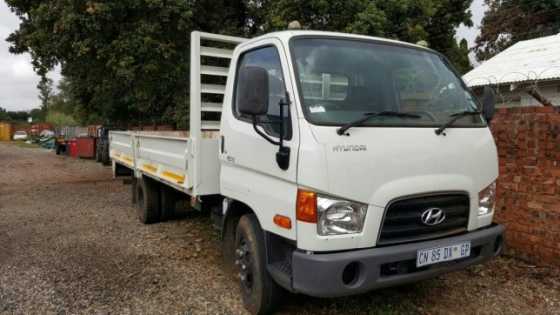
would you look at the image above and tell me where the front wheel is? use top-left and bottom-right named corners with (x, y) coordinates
top-left (235, 214), bottom-right (282, 315)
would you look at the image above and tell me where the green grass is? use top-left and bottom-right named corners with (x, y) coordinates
top-left (10, 141), bottom-right (40, 149)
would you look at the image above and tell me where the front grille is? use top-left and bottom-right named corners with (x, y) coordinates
top-left (377, 193), bottom-right (470, 246)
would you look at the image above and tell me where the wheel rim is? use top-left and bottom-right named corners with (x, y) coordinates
top-left (236, 236), bottom-right (254, 294)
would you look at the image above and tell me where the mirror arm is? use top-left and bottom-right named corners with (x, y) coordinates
top-left (251, 116), bottom-right (280, 146)
top-left (278, 92), bottom-right (288, 148)
top-left (276, 92), bottom-right (291, 170)
top-left (249, 92), bottom-right (291, 171)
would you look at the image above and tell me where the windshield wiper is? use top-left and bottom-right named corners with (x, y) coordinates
top-left (435, 110), bottom-right (482, 136)
top-left (337, 111), bottom-right (421, 135)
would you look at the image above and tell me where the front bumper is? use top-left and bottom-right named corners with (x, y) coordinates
top-left (290, 224), bottom-right (504, 298)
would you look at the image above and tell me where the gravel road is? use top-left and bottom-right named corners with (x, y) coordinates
top-left (0, 142), bottom-right (559, 315)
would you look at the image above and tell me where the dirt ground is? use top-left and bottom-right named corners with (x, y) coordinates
top-left (0, 142), bottom-right (559, 315)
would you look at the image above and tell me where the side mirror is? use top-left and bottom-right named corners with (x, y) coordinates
top-left (482, 86), bottom-right (496, 122)
top-left (238, 66), bottom-right (269, 116)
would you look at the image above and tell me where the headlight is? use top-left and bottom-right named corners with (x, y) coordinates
top-left (317, 195), bottom-right (368, 236)
top-left (478, 181), bottom-right (496, 216)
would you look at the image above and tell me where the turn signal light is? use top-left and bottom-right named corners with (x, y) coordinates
top-left (296, 189), bottom-right (317, 223)
top-left (273, 215), bottom-right (292, 229)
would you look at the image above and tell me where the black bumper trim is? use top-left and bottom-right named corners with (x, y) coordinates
top-left (290, 224), bottom-right (504, 298)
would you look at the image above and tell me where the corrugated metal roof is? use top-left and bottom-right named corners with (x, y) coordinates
top-left (463, 33), bottom-right (560, 87)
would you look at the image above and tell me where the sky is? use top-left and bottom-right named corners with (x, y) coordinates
top-left (456, 0), bottom-right (487, 65)
top-left (0, 0), bottom-right (486, 112)
top-left (0, 0), bottom-right (61, 111)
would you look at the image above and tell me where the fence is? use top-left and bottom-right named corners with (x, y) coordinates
top-left (491, 106), bottom-right (560, 266)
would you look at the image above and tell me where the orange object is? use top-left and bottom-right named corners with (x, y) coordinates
top-left (0, 123), bottom-right (12, 141)
top-left (273, 215), bottom-right (292, 229)
top-left (296, 189), bottom-right (317, 223)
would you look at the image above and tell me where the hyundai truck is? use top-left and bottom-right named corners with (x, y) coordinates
top-left (109, 30), bottom-right (504, 314)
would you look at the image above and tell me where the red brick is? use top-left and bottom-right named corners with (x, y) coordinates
top-left (493, 109), bottom-right (560, 267)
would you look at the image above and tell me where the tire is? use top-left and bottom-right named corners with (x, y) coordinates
top-left (95, 140), bottom-right (102, 162)
top-left (235, 214), bottom-right (282, 315)
top-left (135, 177), bottom-right (160, 224)
top-left (131, 177), bottom-right (138, 204)
top-left (160, 186), bottom-right (177, 221)
top-left (101, 140), bottom-right (110, 165)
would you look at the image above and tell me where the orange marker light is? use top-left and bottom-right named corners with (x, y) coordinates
top-left (296, 189), bottom-right (317, 223)
top-left (273, 215), bottom-right (292, 229)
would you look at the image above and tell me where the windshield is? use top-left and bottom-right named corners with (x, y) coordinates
top-left (290, 37), bottom-right (485, 127)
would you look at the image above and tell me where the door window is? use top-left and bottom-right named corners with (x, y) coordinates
top-left (234, 46), bottom-right (291, 139)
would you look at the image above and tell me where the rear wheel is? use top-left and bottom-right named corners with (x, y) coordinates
top-left (135, 177), bottom-right (160, 224)
top-left (95, 140), bottom-right (102, 162)
top-left (101, 140), bottom-right (110, 165)
top-left (131, 177), bottom-right (138, 204)
top-left (235, 214), bottom-right (282, 315)
top-left (160, 186), bottom-right (178, 221)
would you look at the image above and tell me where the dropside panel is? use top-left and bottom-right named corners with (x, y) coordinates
top-left (135, 134), bottom-right (190, 189)
top-left (109, 131), bottom-right (135, 168)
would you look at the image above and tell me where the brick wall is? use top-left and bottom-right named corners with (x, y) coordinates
top-left (491, 106), bottom-right (560, 266)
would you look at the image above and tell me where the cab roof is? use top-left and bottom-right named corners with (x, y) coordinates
top-left (242, 30), bottom-right (435, 53)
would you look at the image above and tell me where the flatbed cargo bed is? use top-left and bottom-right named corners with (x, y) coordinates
top-left (110, 130), bottom-right (221, 196)
top-left (109, 31), bottom-right (246, 198)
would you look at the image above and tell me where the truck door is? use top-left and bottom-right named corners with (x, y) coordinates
top-left (220, 39), bottom-right (299, 240)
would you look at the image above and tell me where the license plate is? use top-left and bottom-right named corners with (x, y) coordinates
top-left (416, 241), bottom-right (471, 267)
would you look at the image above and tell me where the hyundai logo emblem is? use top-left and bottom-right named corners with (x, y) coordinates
top-left (421, 208), bottom-right (446, 226)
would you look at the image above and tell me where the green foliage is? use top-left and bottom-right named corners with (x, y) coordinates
top-left (0, 107), bottom-right (35, 123)
top-left (0, 107), bottom-right (10, 121)
top-left (46, 111), bottom-right (77, 127)
top-left (47, 77), bottom-right (81, 123)
top-left (6, 0), bottom-right (474, 127)
top-left (6, 0), bottom-right (193, 126)
top-left (37, 77), bottom-right (53, 114)
top-left (30, 108), bottom-right (44, 122)
top-left (0, 107), bottom-right (30, 122)
top-left (475, 0), bottom-right (560, 61)
top-left (447, 38), bottom-right (472, 74)
top-left (6, 110), bottom-right (29, 122)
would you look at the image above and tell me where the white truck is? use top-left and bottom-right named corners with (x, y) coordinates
top-left (110, 30), bottom-right (504, 314)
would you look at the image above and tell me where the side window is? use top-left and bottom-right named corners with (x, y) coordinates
top-left (234, 46), bottom-right (291, 140)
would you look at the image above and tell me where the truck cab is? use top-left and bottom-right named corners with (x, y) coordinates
top-left (219, 30), bottom-right (503, 311)
top-left (111, 30), bottom-right (504, 315)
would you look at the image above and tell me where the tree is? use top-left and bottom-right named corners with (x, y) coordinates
top-left (252, 0), bottom-right (473, 71)
top-left (37, 77), bottom-right (53, 119)
top-left (47, 77), bottom-right (80, 121)
top-left (475, 0), bottom-right (560, 61)
top-left (447, 38), bottom-right (472, 74)
top-left (6, 0), bottom-right (194, 126)
top-left (30, 108), bottom-right (43, 122)
top-left (46, 111), bottom-right (77, 127)
top-left (0, 107), bottom-right (29, 122)
top-left (0, 107), bottom-right (10, 121)
top-left (6, 111), bottom-right (29, 122)
top-left (6, 0), bottom-right (474, 127)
